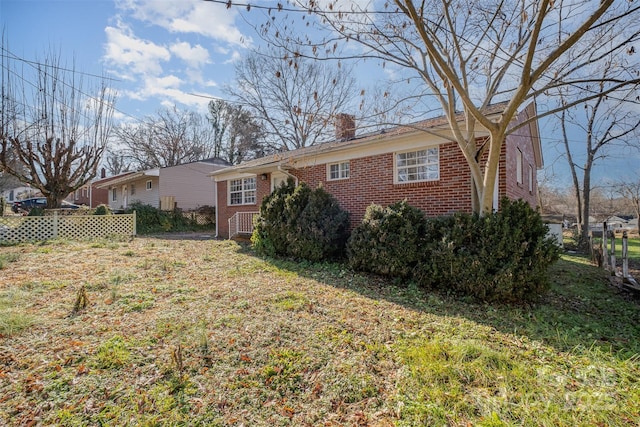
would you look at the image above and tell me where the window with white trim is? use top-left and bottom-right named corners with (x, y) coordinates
top-left (395, 147), bottom-right (439, 183)
top-left (528, 164), bottom-right (534, 193)
top-left (328, 162), bottom-right (350, 180)
top-left (229, 177), bottom-right (257, 205)
top-left (516, 148), bottom-right (523, 184)
top-left (111, 188), bottom-right (117, 202)
top-left (146, 180), bottom-right (152, 190)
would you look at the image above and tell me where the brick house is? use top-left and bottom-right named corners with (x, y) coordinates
top-left (211, 102), bottom-right (543, 239)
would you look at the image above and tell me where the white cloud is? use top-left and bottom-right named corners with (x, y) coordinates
top-left (114, 0), bottom-right (251, 47)
top-left (104, 23), bottom-right (170, 77)
top-left (223, 50), bottom-right (242, 65)
top-left (169, 41), bottom-right (210, 68)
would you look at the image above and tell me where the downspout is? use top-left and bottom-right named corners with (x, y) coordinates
top-left (277, 166), bottom-right (298, 186)
top-left (214, 179), bottom-right (219, 238)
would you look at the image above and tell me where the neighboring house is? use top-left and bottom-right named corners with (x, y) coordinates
top-left (1, 185), bottom-right (37, 203)
top-left (211, 102), bottom-right (543, 239)
top-left (158, 158), bottom-right (230, 211)
top-left (67, 169), bottom-right (134, 208)
top-left (96, 169), bottom-right (160, 210)
top-left (95, 159), bottom-right (230, 212)
top-left (605, 216), bottom-right (628, 231)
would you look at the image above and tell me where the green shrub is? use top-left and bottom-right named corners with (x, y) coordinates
top-left (94, 204), bottom-right (112, 215)
top-left (416, 198), bottom-right (561, 303)
top-left (252, 178), bottom-right (297, 256)
top-left (347, 200), bottom-right (426, 278)
top-left (126, 203), bottom-right (194, 234)
top-left (252, 180), bottom-right (350, 261)
top-left (28, 206), bottom-right (45, 216)
top-left (287, 185), bottom-right (350, 261)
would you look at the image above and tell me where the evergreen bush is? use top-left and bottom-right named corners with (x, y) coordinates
top-left (347, 200), bottom-right (426, 278)
top-left (416, 198), bottom-right (561, 303)
top-left (252, 180), bottom-right (350, 261)
top-left (288, 186), bottom-right (350, 261)
top-left (251, 178), bottom-right (297, 257)
top-left (94, 204), bottom-right (112, 215)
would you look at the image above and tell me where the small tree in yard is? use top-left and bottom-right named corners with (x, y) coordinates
top-left (1, 48), bottom-right (115, 209)
top-left (252, 180), bottom-right (350, 261)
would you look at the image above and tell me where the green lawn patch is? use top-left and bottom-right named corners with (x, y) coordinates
top-left (0, 238), bottom-right (638, 426)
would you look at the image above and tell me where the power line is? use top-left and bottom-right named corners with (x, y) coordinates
top-left (203, 0), bottom-right (398, 14)
top-left (0, 47), bottom-right (121, 82)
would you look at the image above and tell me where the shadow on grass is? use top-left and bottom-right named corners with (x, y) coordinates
top-left (236, 243), bottom-right (640, 360)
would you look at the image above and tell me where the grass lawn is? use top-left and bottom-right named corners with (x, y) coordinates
top-left (1, 236), bottom-right (639, 426)
top-left (612, 235), bottom-right (640, 260)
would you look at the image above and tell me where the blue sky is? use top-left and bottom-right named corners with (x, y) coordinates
top-left (2, 0), bottom-right (638, 188)
top-left (2, 0), bottom-right (254, 120)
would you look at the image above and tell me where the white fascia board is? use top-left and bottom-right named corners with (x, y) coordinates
top-left (213, 171), bottom-right (259, 182)
top-left (289, 131), bottom-right (452, 169)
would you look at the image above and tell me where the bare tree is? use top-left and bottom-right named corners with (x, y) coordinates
top-left (1, 47), bottom-right (115, 208)
top-left (116, 106), bottom-right (214, 170)
top-left (556, 75), bottom-right (640, 244)
top-left (256, 0), bottom-right (640, 214)
top-left (227, 46), bottom-right (356, 151)
top-left (103, 148), bottom-right (131, 176)
top-left (613, 177), bottom-right (640, 234)
top-left (207, 99), bottom-right (265, 165)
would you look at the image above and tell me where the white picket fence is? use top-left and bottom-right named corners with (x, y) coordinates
top-left (0, 211), bottom-right (136, 243)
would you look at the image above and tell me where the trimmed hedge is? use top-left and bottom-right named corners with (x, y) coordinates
top-left (252, 180), bottom-right (350, 261)
top-left (420, 199), bottom-right (561, 302)
top-left (346, 198), bottom-right (560, 303)
top-left (347, 200), bottom-right (426, 278)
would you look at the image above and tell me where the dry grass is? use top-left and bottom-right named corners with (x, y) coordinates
top-left (0, 236), bottom-right (638, 426)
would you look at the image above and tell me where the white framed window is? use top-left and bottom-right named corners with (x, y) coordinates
top-left (111, 188), bottom-right (117, 202)
top-left (328, 162), bottom-right (350, 180)
top-left (516, 148), bottom-right (523, 184)
top-left (229, 177), bottom-right (257, 205)
top-left (146, 180), bottom-right (152, 190)
top-left (528, 164), bottom-right (534, 193)
top-left (74, 190), bottom-right (79, 200)
top-left (131, 183), bottom-right (136, 195)
top-left (395, 147), bottom-right (439, 183)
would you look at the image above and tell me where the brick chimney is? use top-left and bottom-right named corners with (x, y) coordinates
top-left (335, 113), bottom-right (356, 141)
top-left (101, 168), bottom-right (106, 179)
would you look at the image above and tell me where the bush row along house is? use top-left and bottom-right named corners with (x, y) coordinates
top-left (211, 102), bottom-right (543, 239)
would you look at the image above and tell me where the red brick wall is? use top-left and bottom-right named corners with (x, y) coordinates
top-left (504, 113), bottom-right (538, 208)
top-left (290, 140), bottom-right (474, 227)
top-left (216, 176), bottom-right (271, 238)
top-left (217, 136), bottom-right (539, 238)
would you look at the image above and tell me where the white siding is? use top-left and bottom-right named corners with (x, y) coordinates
top-left (106, 176), bottom-right (160, 210)
top-left (159, 162), bottom-right (226, 210)
top-left (130, 177), bottom-right (160, 208)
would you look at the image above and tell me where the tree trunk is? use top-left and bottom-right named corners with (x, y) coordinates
top-left (581, 171), bottom-right (592, 245)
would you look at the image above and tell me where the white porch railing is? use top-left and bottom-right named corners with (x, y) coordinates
top-left (228, 211), bottom-right (259, 239)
